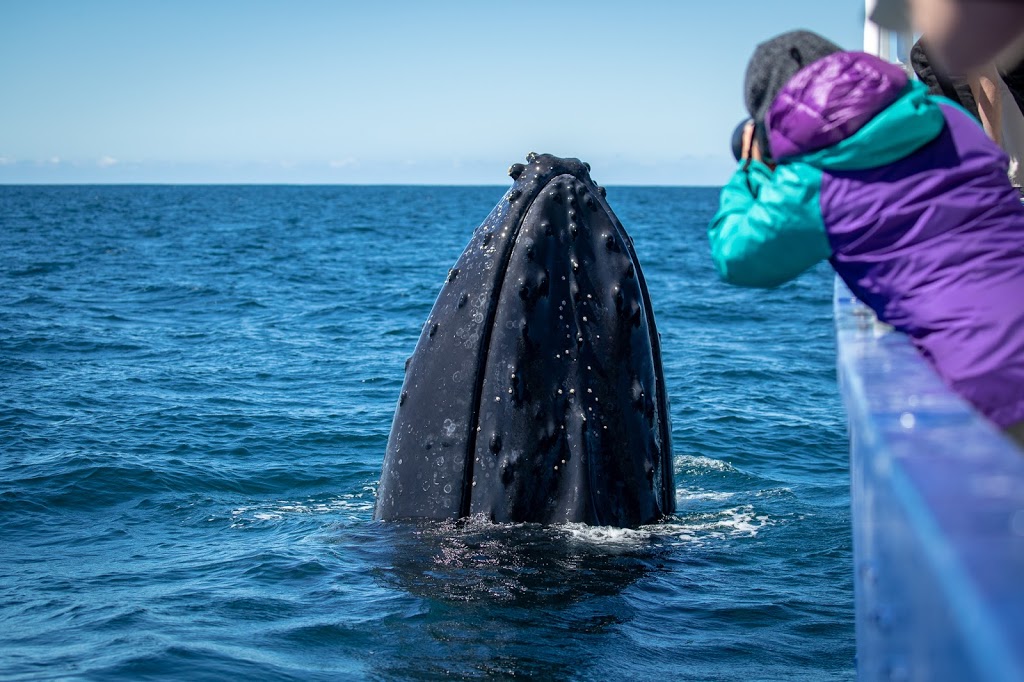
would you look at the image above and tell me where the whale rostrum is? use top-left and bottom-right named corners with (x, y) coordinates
top-left (374, 153), bottom-right (674, 527)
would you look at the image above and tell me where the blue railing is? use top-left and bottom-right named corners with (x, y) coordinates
top-left (834, 277), bottom-right (1024, 681)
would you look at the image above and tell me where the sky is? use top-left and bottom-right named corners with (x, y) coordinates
top-left (0, 1), bottom-right (864, 185)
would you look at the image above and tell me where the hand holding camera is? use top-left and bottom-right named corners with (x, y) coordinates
top-left (730, 119), bottom-right (770, 165)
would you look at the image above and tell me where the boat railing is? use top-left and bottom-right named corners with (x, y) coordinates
top-left (834, 276), bottom-right (1024, 681)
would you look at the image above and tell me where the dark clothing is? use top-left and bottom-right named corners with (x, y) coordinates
top-left (912, 37), bottom-right (1024, 122)
top-left (911, 39), bottom-right (980, 120)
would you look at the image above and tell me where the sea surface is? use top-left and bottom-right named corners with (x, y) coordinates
top-left (0, 185), bottom-right (852, 681)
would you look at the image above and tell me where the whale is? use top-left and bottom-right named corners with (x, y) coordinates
top-left (374, 153), bottom-right (674, 527)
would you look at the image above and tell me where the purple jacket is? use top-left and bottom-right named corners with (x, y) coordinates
top-left (710, 51), bottom-right (1024, 429)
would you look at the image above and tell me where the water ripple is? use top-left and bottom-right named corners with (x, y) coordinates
top-left (0, 185), bottom-right (852, 680)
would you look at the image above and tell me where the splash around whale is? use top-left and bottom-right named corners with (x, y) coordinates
top-left (374, 153), bottom-right (674, 527)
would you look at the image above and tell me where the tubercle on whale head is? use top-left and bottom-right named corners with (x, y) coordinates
top-left (505, 152), bottom-right (608, 208)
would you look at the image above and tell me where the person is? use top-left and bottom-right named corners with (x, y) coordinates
top-left (870, 0), bottom-right (1024, 72)
top-left (911, 38), bottom-right (1001, 145)
top-left (708, 30), bottom-right (1024, 446)
top-left (911, 37), bottom-right (1024, 189)
top-left (913, 37), bottom-right (1024, 188)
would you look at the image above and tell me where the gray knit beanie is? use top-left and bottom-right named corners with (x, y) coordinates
top-left (744, 30), bottom-right (842, 123)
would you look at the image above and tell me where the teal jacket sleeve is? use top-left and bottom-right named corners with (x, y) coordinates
top-left (708, 160), bottom-right (833, 288)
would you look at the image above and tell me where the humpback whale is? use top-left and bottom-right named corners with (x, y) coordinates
top-left (374, 153), bottom-right (674, 527)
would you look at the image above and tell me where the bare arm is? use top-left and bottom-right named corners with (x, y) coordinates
top-left (967, 64), bottom-right (1003, 146)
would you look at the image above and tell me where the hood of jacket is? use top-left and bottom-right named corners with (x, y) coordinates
top-left (765, 51), bottom-right (947, 169)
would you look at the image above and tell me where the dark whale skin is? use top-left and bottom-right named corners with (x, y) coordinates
top-left (374, 153), bottom-right (674, 527)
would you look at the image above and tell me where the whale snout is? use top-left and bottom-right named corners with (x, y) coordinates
top-left (374, 153), bottom-right (674, 527)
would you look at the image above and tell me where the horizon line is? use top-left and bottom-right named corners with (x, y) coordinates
top-left (0, 181), bottom-right (724, 188)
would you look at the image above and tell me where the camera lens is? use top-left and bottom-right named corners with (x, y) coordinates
top-left (731, 119), bottom-right (750, 162)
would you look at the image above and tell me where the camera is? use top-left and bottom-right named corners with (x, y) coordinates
top-left (730, 118), bottom-right (773, 164)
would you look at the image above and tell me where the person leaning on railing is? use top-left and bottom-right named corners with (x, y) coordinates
top-left (708, 30), bottom-right (1024, 447)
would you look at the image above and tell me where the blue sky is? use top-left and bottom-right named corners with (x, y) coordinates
top-left (0, 1), bottom-right (863, 185)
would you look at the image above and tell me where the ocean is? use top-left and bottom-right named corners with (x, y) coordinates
top-left (0, 185), bottom-right (853, 680)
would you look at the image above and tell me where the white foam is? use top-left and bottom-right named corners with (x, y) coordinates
top-left (659, 505), bottom-right (772, 546)
top-left (754, 487), bottom-right (793, 499)
top-left (546, 504), bottom-right (772, 549)
top-left (676, 488), bottom-right (735, 502)
top-left (675, 455), bottom-right (735, 473)
top-left (229, 496), bottom-right (374, 527)
top-left (559, 523), bottom-right (657, 547)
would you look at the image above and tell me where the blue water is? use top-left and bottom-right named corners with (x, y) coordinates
top-left (0, 185), bottom-right (852, 680)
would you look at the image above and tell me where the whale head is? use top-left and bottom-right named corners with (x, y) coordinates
top-left (374, 153), bottom-right (674, 527)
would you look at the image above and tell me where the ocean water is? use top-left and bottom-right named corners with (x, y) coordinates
top-left (0, 185), bottom-right (852, 681)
